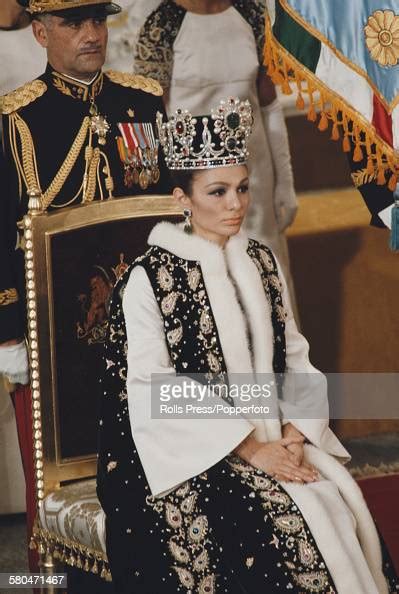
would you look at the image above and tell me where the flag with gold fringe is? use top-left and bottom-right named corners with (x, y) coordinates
top-left (265, 0), bottom-right (399, 195)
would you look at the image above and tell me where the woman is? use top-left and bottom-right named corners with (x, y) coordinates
top-left (97, 97), bottom-right (398, 593)
top-left (133, 0), bottom-right (297, 295)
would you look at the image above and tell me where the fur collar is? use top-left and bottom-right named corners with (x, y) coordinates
top-left (148, 221), bottom-right (249, 271)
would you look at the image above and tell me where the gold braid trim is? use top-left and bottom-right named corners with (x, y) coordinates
top-left (105, 70), bottom-right (163, 97)
top-left (264, 13), bottom-right (399, 191)
top-left (0, 288), bottom-right (19, 306)
top-left (41, 117), bottom-right (91, 209)
top-left (27, 0), bottom-right (112, 14)
top-left (84, 147), bottom-right (101, 202)
top-left (12, 114), bottom-right (41, 192)
top-left (1, 80), bottom-right (47, 115)
top-left (11, 115), bottom-right (91, 210)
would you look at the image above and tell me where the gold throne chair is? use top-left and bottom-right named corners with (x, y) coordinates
top-left (25, 195), bottom-right (180, 585)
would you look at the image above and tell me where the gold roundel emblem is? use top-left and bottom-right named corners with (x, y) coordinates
top-left (364, 9), bottom-right (399, 66)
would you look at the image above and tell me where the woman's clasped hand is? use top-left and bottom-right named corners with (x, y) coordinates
top-left (235, 434), bottom-right (319, 484)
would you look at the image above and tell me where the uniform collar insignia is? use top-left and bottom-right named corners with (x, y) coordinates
top-left (50, 69), bottom-right (104, 101)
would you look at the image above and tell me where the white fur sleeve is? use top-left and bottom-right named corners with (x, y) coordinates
top-left (277, 261), bottom-right (350, 461)
top-left (123, 265), bottom-right (254, 497)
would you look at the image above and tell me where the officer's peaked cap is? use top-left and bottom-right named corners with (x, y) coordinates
top-left (18, 0), bottom-right (121, 17)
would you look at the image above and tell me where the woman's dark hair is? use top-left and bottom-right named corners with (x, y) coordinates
top-left (170, 169), bottom-right (198, 196)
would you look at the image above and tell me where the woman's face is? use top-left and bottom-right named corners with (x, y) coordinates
top-left (174, 165), bottom-right (250, 246)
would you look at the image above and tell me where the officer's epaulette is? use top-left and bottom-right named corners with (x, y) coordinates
top-left (105, 70), bottom-right (163, 97)
top-left (0, 80), bottom-right (47, 115)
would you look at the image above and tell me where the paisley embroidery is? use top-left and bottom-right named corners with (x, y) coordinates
top-left (161, 291), bottom-right (179, 315)
top-left (274, 514), bottom-right (304, 534)
top-left (200, 308), bottom-right (213, 335)
top-left (172, 566), bottom-right (195, 589)
top-left (193, 549), bottom-right (209, 572)
top-left (276, 303), bottom-right (288, 323)
top-left (181, 492), bottom-right (198, 514)
top-left (157, 265), bottom-right (174, 291)
top-left (299, 540), bottom-right (317, 567)
top-left (207, 352), bottom-right (221, 374)
top-left (169, 540), bottom-right (190, 564)
top-left (259, 247), bottom-right (275, 272)
top-left (253, 476), bottom-right (272, 490)
top-left (188, 516), bottom-right (208, 543)
top-left (269, 273), bottom-right (283, 292)
top-left (187, 267), bottom-right (201, 291)
top-left (294, 571), bottom-right (330, 592)
top-left (260, 490), bottom-right (291, 511)
top-left (167, 320), bottom-right (183, 346)
top-left (165, 503), bottom-right (182, 529)
top-left (176, 482), bottom-right (190, 497)
top-left (198, 574), bottom-right (216, 593)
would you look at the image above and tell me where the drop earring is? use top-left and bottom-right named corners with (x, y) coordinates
top-left (183, 208), bottom-right (192, 234)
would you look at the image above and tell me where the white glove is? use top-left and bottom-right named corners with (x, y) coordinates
top-left (0, 342), bottom-right (30, 386)
top-left (261, 99), bottom-right (298, 232)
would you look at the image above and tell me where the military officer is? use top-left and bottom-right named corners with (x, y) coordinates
top-left (0, 0), bottom-right (171, 375)
top-left (0, 0), bottom-right (171, 574)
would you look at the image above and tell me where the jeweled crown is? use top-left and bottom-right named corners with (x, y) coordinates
top-left (156, 97), bottom-right (253, 170)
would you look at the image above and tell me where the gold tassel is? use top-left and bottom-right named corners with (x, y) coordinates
top-left (282, 59), bottom-right (293, 95)
top-left (353, 143), bottom-right (363, 162)
top-left (38, 542), bottom-right (46, 555)
top-left (282, 79), bottom-right (292, 95)
top-left (100, 566), bottom-right (107, 580)
top-left (366, 155), bottom-right (375, 175)
top-left (91, 559), bottom-right (99, 575)
top-left (29, 538), bottom-right (37, 550)
top-left (76, 554), bottom-right (83, 569)
top-left (376, 149), bottom-right (386, 185)
top-left (296, 92), bottom-right (305, 110)
top-left (271, 71), bottom-right (284, 85)
top-left (342, 135), bottom-right (351, 153)
top-left (105, 570), bottom-right (113, 582)
top-left (318, 112), bottom-right (329, 131)
top-left (84, 558), bottom-right (90, 572)
top-left (307, 103), bottom-right (317, 122)
top-left (388, 173), bottom-right (397, 192)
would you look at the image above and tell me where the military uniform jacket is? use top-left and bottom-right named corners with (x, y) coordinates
top-left (0, 64), bottom-right (171, 342)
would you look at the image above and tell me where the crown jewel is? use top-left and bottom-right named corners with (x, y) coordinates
top-left (156, 97), bottom-right (253, 170)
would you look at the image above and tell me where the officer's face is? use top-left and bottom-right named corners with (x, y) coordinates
top-left (32, 15), bottom-right (108, 80)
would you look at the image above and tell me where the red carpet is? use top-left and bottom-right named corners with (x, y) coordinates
top-left (358, 474), bottom-right (399, 573)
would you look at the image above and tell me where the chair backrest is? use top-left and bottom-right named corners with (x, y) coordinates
top-left (25, 195), bottom-right (180, 504)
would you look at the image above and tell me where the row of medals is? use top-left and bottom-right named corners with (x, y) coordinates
top-left (124, 147), bottom-right (160, 190)
top-left (89, 105), bottom-right (160, 190)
